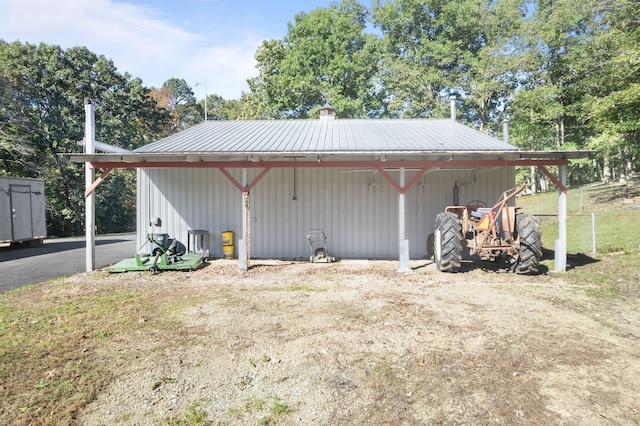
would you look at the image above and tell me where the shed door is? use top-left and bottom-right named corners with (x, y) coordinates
top-left (10, 185), bottom-right (33, 241)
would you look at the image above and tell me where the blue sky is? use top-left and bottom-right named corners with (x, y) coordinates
top-left (0, 0), bottom-right (354, 99)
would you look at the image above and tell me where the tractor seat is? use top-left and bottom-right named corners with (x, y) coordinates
top-left (471, 207), bottom-right (492, 219)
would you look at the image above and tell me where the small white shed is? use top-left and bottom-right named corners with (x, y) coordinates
top-left (0, 176), bottom-right (47, 246)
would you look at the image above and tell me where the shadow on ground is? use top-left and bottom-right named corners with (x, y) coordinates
top-left (0, 238), bottom-right (133, 262)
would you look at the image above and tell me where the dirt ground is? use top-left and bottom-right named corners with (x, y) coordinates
top-left (76, 258), bottom-right (640, 425)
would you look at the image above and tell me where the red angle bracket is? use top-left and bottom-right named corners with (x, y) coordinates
top-left (539, 166), bottom-right (568, 194)
top-left (374, 166), bottom-right (431, 194)
top-left (217, 167), bottom-right (272, 192)
top-left (85, 168), bottom-right (114, 197)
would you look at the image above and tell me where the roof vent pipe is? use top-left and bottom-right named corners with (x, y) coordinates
top-left (502, 119), bottom-right (510, 144)
top-left (449, 96), bottom-right (457, 121)
top-left (319, 103), bottom-right (336, 122)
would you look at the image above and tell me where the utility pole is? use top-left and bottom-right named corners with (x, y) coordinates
top-left (195, 81), bottom-right (207, 121)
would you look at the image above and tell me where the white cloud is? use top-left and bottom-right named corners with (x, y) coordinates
top-left (0, 0), bottom-right (260, 99)
top-left (183, 43), bottom-right (258, 98)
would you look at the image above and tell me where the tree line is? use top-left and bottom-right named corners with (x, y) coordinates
top-left (1, 0), bottom-right (638, 236)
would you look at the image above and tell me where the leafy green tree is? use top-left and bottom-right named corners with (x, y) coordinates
top-left (150, 78), bottom-right (200, 129)
top-left (518, 0), bottom-right (597, 148)
top-left (252, 0), bottom-right (381, 118)
top-left (454, 0), bottom-right (526, 131)
top-left (232, 88), bottom-right (278, 120)
top-left (372, 0), bottom-right (453, 118)
top-left (0, 41), bottom-right (168, 236)
top-left (196, 93), bottom-right (244, 121)
top-left (0, 72), bottom-right (35, 176)
top-left (578, 0), bottom-right (640, 181)
top-left (507, 0), bottom-right (639, 184)
top-left (372, 0), bottom-right (526, 127)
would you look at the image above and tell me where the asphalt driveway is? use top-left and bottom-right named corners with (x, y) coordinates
top-left (0, 234), bottom-right (137, 294)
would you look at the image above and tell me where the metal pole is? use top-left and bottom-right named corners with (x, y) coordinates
top-left (85, 103), bottom-right (96, 272)
top-left (239, 168), bottom-right (248, 271)
top-left (449, 96), bottom-right (457, 121)
top-left (398, 167), bottom-right (410, 272)
top-left (195, 82), bottom-right (207, 121)
top-left (591, 212), bottom-right (596, 254)
top-left (580, 188), bottom-right (583, 212)
top-left (555, 166), bottom-right (567, 272)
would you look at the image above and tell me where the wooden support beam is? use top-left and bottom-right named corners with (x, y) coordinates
top-left (539, 165), bottom-right (568, 194)
top-left (84, 168), bottom-right (114, 197)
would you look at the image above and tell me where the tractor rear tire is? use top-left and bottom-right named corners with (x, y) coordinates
top-left (434, 212), bottom-right (463, 272)
top-left (514, 213), bottom-right (542, 274)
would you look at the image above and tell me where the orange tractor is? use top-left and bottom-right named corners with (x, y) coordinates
top-left (433, 181), bottom-right (542, 274)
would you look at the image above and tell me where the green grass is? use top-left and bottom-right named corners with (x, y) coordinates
top-left (228, 395), bottom-right (295, 424)
top-left (518, 181), bottom-right (640, 253)
top-left (0, 281), bottom-right (206, 425)
top-left (517, 180), bottom-right (638, 216)
top-left (565, 249), bottom-right (640, 299)
top-left (537, 208), bottom-right (640, 253)
top-left (0, 287), bottom-right (147, 424)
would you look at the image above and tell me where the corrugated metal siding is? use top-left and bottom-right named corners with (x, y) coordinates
top-left (134, 119), bottom-right (518, 154)
top-left (137, 168), bottom-right (242, 257)
top-left (137, 167), bottom-right (515, 259)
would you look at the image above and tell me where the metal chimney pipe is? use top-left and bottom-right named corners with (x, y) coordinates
top-left (502, 119), bottom-right (510, 144)
top-left (449, 96), bottom-right (457, 121)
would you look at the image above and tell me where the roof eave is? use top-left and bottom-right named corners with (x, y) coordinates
top-left (64, 149), bottom-right (592, 165)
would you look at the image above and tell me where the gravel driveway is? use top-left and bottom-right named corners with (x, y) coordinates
top-left (76, 259), bottom-right (640, 425)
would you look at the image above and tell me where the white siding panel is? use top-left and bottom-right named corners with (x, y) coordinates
top-left (250, 168), bottom-right (402, 259)
top-left (137, 168), bottom-right (242, 258)
top-left (137, 166), bottom-right (515, 260)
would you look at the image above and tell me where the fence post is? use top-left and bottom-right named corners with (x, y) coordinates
top-left (580, 189), bottom-right (583, 212)
top-left (555, 166), bottom-right (567, 272)
top-left (591, 212), bottom-right (596, 254)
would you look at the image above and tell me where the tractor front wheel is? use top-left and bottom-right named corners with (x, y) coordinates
top-left (434, 212), bottom-right (463, 272)
top-left (514, 213), bottom-right (542, 274)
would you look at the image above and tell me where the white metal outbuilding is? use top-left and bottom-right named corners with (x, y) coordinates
top-left (69, 102), bottom-right (590, 272)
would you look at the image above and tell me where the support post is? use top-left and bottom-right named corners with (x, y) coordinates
top-left (398, 167), bottom-right (410, 272)
top-left (85, 103), bottom-right (96, 272)
top-left (555, 165), bottom-right (567, 272)
top-left (591, 212), bottom-right (596, 254)
top-left (239, 168), bottom-right (248, 271)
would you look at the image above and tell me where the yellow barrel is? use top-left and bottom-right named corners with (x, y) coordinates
top-left (223, 244), bottom-right (234, 259)
top-left (222, 231), bottom-right (234, 259)
top-left (222, 231), bottom-right (234, 246)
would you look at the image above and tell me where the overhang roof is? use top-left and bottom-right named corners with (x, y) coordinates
top-left (134, 118), bottom-right (518, 154)
top-left (67, 118), bottom-right (591, 165)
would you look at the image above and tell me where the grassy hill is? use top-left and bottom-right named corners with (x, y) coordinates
top-left (517, 180), bottom-right (640, 254)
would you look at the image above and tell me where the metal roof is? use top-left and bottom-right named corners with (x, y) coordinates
top-left (134, 119), bottom-right (519, 155)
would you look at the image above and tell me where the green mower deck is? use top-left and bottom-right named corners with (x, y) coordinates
top-left (109, 253), bottom-right (205, 273)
